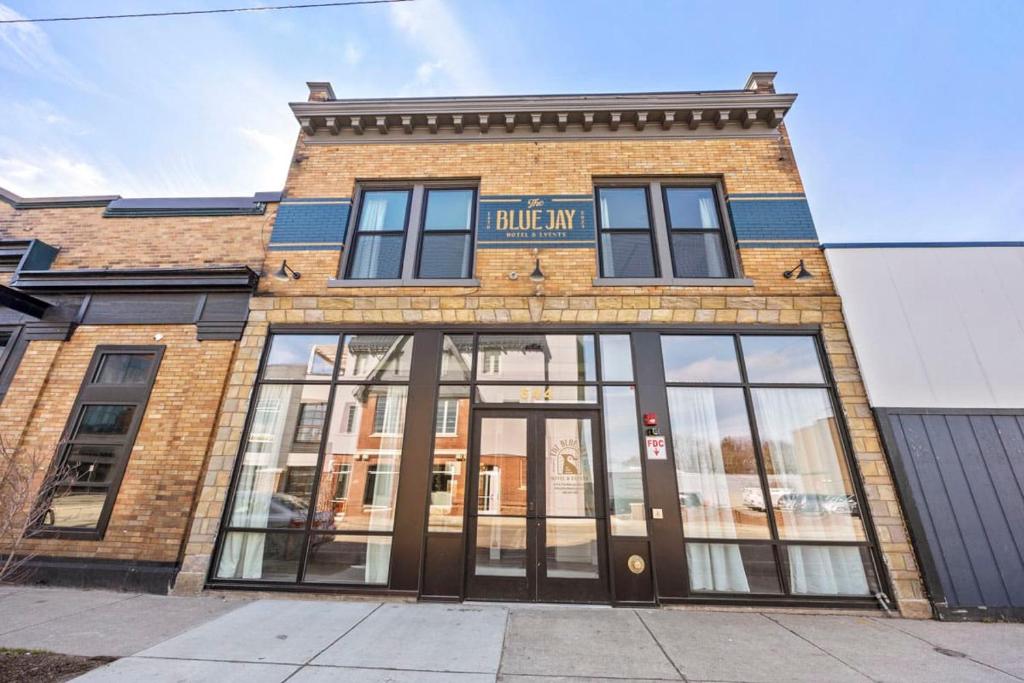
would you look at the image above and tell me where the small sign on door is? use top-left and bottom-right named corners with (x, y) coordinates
top-left (645, 435), bottom-right (667, 460)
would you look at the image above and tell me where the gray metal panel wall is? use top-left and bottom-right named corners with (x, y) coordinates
top-left (879, 409), bottom-right (1024, 620)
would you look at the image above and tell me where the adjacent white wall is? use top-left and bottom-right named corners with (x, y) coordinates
top-left (825, 246), bottom-right (1024, 409)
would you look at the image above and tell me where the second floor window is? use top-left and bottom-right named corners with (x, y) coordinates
top-left (596, 181), bottom-right (736, 281)
top-left (342, 183), bottom-right (477, 282)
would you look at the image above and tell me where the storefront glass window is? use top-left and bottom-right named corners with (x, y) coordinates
top-left (428, 386), bottom-right (470, 532)
top-left (599, 335), bottom-right (633, 381)
top-left (475, 334), bottom-right (596, 382)
top-left (440, 335), bottom-right (474, 381)
top-left (602, 386), bottom-right (647, 536)
top-left (263, 334), bottom-right (339, 381)
top-left (662, 335), bottom-right (740, 383)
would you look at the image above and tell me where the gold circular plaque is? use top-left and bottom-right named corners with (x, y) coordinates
top-left (627, 555), bottom-right (646, 575)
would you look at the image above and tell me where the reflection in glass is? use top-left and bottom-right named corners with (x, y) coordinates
top-left (304, 535), bottom-right (392, 584)
top-left (358, 190), bottom-right (410, 231)
top-left (752, 388), bottom-right (865, 541)
top-left (544, 418), bottom-right (596, 517)
top-left (475, 335), bottom-right (595, 382)
top-left (667, 387), bottom-right (769, 539)
top-left (439, 335), bottom-right (474, 381)
top-left (475, 517), bottom-right (527, 577)
top-left (227, 384), bottom-right (330, 529)
top-left (420, 233), bottom-right (472, 279)
top-left (602, 387), bottom-right (647, 536)
top-left (546, 519), bottom-right (599, 579)
top-left (475, 385), bottom-right (598, 404)
top-left (664, 188), bottom-right (720, 229)
top-left (599, 187), bottom-right (650, 228)
top-left (741, 336), bottom-right (824, 384)
top-left (339, 335), bottom-right (413, 381)
top-left (599, 335), bottom-right (633, 381)
top-left (76, 405), bottom-right (135, 436)
top-left (216, 532), bottom-right (302, 581)
top-left (671, 232), bottom-right (727, 278)
top-left (423, 189), bottom-right (474, 230)
top-left (264, 335), bottom-right (339, 380)
top-left (428, 387), bottom-right (470, 532)
top-left (477, 418), bottom-right (527, 516)
top-left (687, 543), bottom-right (781, 593)
top-left (783, 545), bottom-right (873, 595)
top-left (315, 385), bottom-right (407, 532)
top-left (94, 353), bottom-right (155, 384)
top-left (661, 336), bottom-right (741, 383)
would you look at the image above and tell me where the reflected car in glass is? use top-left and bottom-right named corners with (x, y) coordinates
top-left (267, 493), bottom-right (335, 530)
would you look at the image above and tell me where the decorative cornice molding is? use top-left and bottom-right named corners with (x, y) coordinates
top-left (290, 88), bottom-right (797, 143)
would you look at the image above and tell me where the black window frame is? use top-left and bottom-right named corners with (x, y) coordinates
top-left (32, 345), bottom-right (164, 540)
top-left (294, 402), bottom-right (327, 444)
top-left (344, 187), bottom-right (414, 280)
top-left (415, 187), bottom-right (478, 280)
top-left (595, 185), bottom-right (660, 278)
top-left (593, 178), bottom-right (744, 284)
top-left (0, 325), bottom-right (27, 406)
top-left (661, 184), bottom-right (734, 279)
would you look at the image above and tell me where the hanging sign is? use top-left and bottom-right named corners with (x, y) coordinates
top-left (477, 195), bottom-right (595, 248)
top-left (645, 435), bottom-right (667, 460)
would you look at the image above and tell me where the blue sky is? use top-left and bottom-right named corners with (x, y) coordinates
top-left (1, 0), bottom-right (1021, 242)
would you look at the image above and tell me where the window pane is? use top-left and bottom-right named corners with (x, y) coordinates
top-left (94, 353), bottom-right (155, 384)
top-left (599, 335), bottom-right (633, 381)
top-left (348, 234), bottom-right (404, 279)
top-left (475, 385), bottom-right (598, 404)
top-left (687, 543), bottom-right (781, 593)
top-left (227, 384), bottom-right (330, 528)
top-left (358, 190), bottom-right (409, 231)
top-left (304, 535), bottom-right (392, 585)
top-left (215, 532), bottom-right (301, 582)
top-left (264, 334), bottom-right (338, 381)
top-left (440, 335), bottom-right (474, 381)
top-left (544, 418), bottom-right (596, 517)
top-left (424, 189), bottom-right (474, 230)
top-left (75, 405), bottom-right (135, 436)
top-left (315, 385), bottom-right (407, 532)
top-left (671, 232), bottom-right (728, 278)
top-left (477, 417), bottom-right (528, 516)
top-left (741, 336), bottom-right (825, 384)
top-left (475, 335), bottom-right (595, 382)
top-left (751, 388), bottom-right (865, 541)
top-left (419, 233), bottom-right (471, 278)
top-left (429, 386), bottom-right (470, 532)
top-left (340, 334), bottom-right (413, 381)
top-left (294, 403), bottom-right (327, 444)
top-left (661, 336), bottom-right (741, 383)
top-left (546, 519), bottom-right (599, 578)
top-left (664, 188), bottom-right (720, 229)
top-left (63, 457), bottom-right (115, 486)
top-left (46, 489), bottom-right (106, 528)
top-left (601, 233), bottom-right (656, 278)
top-left (667, 387), bottom-right (769, 539)
top-left (602, 387), bottom-right (647, 536)
top-left (475, 517), bottom-right (527, 577)
top-left (598, 187), bottom-right (650, 228)
top-left (782, 545), bottom-right (876, 596)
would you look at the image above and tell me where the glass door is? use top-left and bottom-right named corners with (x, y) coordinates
top-left (466, 410), bottom-right (609, 603)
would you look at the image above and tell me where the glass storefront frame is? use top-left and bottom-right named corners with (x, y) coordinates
top-left (208, 324), bottom-right (891, 609)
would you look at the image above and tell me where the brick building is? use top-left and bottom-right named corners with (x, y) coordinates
top-left (0, 72), bottom-right (930, 617)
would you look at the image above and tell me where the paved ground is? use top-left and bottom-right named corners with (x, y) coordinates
top-left (1, 585), bottom-right (1022, 682)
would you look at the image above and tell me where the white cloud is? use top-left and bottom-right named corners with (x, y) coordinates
top-left (0, 3), bottom-right (91, 89)
top-left (0, 151), bottom-right (108, 196)
top-left (389, 0), bottom-right (492, 95)
top-left (343, 42), bottom-right (364, 66)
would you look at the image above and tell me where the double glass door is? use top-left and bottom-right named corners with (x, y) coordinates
top-left (467, 410), bottom-right (609, 603)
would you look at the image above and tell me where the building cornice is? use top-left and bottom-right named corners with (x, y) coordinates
top-left (0, 185), bottom-right (119, 209)
top-left (290, 88), bottom-right (796, 143)
top-left (12, 266), bottom-right (260, 293)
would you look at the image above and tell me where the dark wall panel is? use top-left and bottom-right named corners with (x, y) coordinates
top-left (880, 410), bottom-right (1024, 620)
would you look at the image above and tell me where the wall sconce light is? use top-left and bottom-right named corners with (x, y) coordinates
top-left (529, 258), bottom-right (545, 283)
top-left (273, 259), bottom-right (302, 281)
top-left (783, 259), bottom-right (812, 280)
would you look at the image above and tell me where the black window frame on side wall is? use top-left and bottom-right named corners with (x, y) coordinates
top-left (593, 178), bottom-right (746, 286)
top-left (337, 180), bottom-right (480, 285)
top-left (0, 325), bottom-right (27, 406)
top-left (415, 187), bottom-right (478, 280)
top-left (662, 184), bottom-right (734, 279)
top-left (32, 345), bottom-right (164, 540)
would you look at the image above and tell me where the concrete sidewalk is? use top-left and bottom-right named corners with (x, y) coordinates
top-left (1, 586), bottom-right (1022, 682)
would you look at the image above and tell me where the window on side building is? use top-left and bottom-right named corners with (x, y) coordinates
top-left (0, 326), bottom-right (27, 405)
top-left (595, 180), bottom-right (739, 282)
top-left (35, 346), bottom-right (163, 537)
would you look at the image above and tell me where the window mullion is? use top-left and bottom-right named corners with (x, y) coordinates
top-left (401, 185), bottom-right (426, 280)
top-left (648, 181), bottom-right (673, 278)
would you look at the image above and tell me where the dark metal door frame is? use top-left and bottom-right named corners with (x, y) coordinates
top-left (465, 407), bottom-right (611, 603)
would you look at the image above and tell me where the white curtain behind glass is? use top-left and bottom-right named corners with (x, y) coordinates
top-left (365, 386), bottom-right (406, 582)
top-left (356, 195), bottom-right (390, 277)
top-left (219, 385), bottom-right (291, 579)
top-left (668, 387), bottom-right (749, 592)
top-left (752, 388), bottom-right (869, 594)
top-left (698, 194), bottom-right (717, 228)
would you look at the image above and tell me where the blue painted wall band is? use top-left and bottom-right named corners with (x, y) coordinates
top-left (269, 198), bottom-right (351, 251)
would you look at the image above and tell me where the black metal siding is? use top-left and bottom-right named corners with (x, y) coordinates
top-left (879, 409), bottom-right (1024, 620)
